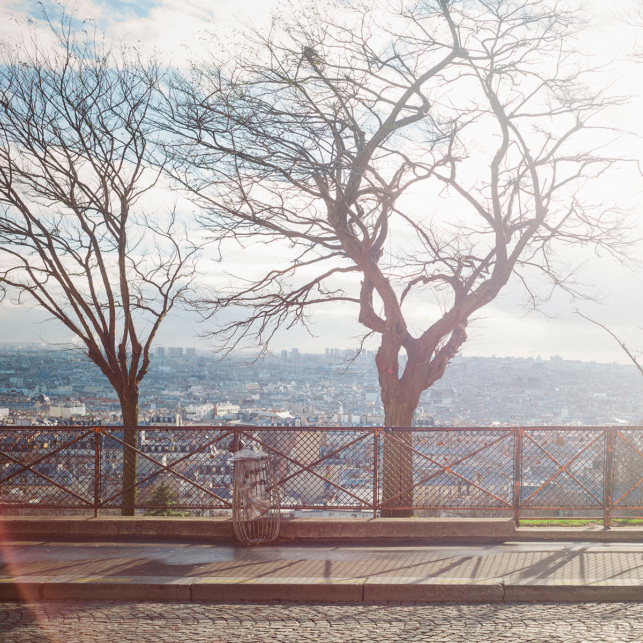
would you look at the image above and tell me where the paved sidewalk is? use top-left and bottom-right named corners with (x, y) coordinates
top-left (2, 538), bottom-right (643, 603)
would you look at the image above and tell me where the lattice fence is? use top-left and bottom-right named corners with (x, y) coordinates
top-left (0, 425), bottom-right (640, 524)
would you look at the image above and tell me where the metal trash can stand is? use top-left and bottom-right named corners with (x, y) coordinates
top-left (229, 449), bottom-right (280, 544)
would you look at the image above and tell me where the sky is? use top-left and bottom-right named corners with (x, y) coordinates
top-left (0, 0), bottom-right (643, 364)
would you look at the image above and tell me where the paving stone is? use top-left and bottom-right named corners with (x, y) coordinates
top-left (0, 601), bottom-right (641, 641)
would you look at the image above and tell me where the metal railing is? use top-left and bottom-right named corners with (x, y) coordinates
top-left (1, 425), bottom-right (642, 526)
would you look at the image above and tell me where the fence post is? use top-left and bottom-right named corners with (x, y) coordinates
top-left (373, 429), bottom-right (379, 517)
top-left (604, 427), bottom-right (615, 529)
top-left (513, 428), bottom-right (522, 527)
top-left (93, 428), bottom-right (101, 518)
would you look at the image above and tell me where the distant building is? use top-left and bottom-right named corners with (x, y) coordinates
top-left (214, 402), bottom-right (240, 417)
top-left (156, 346), bottom-right (165, 357)
top-left (249, 409), bottom-right (300, 427)
top-left (48, 402), bottom-right (86, 419)
top-left (148, 413), bottom-right (182, 426)
top-left (186, 348), bottom-right (196, 357)
top-left (168, 347), bottom-right (183, 358)
top-left (183, 403), bottom-right (212, 421)
top-left (7, 417), bottom-right (33, 425)
top-left (414, 416), bottom-right (435, 427)
top-left (68, 417), bottom-right (103, 426)
top-left (362, 414), bottom-right (385, 427)
top-left (332, 412), bottom-right (361, 425)
top-left (364, 388), bottom-right (379, 403)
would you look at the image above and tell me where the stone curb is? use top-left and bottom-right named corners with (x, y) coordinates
top-left (503, 583), bottom-right (643, 603)
top-left (3, 517), bottom-right (643, 542)
top-left (2, 576), bottom-right (643, 603)
top-left (362, 578), bottom-right (504, 603)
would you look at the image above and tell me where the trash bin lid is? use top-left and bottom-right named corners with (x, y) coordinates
top-left (228, 448), bottom-right (269, 463)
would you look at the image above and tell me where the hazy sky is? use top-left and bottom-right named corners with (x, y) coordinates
top-left (1, 0), bottom-right (642, 364)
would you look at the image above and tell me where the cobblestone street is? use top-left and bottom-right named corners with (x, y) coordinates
top-left (1, 601), bottom-right (643, 642)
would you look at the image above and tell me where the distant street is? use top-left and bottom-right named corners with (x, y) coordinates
top-left (2, 600), bottom-right (643, 642)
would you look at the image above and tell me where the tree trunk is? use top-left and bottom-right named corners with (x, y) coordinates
top-left (120, 392), bottom-right (139, 517)
top-left (380, 393), bottom-right (418, 518)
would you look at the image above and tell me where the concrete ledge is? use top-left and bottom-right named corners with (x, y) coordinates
top-left (278, 517), bottom-right (518, 540)
top-left (4, 576), bottom-right (643, 603)
top-left (0, 577), bottom-right (44, 602)
top-left (363, 578), bottom-right (504, 603)
top-left (0, 516), bottom-right (235, 541)
top-left (503, 581), bottom-right (643, 603)
top-left (192, 578), bottom-right (364, 603)
top-left (3, 516), bottom-right (643, 542)
top-left (40, 577), bottom-right (191, 602)
top-left (0, 517), bottom-right (516, 541)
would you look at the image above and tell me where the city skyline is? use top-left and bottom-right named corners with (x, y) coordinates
top-left (1, 299), bottom-right (642, 366)
top-left (0, 338), bottom-right (639, 367)
top-left (1, 345), bottom-right (641, 429)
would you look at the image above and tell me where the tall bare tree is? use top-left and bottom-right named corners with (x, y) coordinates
top-left (0, 17), bottom-right (197, 514)
top-left (164, 0), bottom-right (626, 515)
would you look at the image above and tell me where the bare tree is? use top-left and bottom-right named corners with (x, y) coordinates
top-left (0, 17), bottom-right (198, 514)
top-left (164, 0), bottom-right (626, 515)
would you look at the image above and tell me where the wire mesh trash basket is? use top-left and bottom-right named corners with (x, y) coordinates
top-left (229, 449), bottom-right (281, 544)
